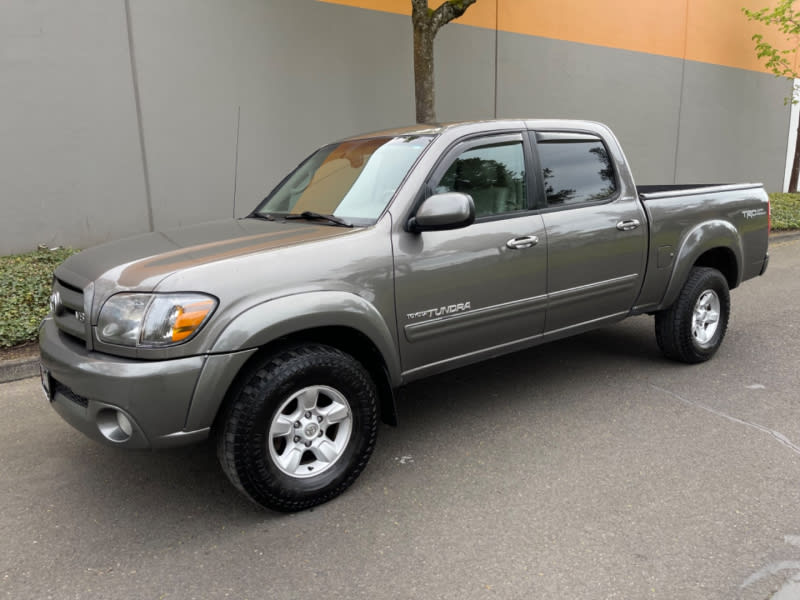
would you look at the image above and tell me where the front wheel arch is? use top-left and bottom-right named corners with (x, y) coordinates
top-left (211, 326), bottom-right (397, 435)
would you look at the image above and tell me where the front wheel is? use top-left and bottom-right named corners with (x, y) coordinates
top-left (655, 267), bottom-right (730, 364)
top-left (217, 344), bottom-right (378, 512)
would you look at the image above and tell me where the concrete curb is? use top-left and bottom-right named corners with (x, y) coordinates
top-left (772, 230), bottom-right (800, 244)
top-left (0, 353), bottom-right (40, 384)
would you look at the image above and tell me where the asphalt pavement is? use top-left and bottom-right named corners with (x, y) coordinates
top-left (2, 236), bottom-right (799, 600)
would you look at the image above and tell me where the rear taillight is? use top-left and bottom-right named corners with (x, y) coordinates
top-left (768, 198), bottom-right (772, 235)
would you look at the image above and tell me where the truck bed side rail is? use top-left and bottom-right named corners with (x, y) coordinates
top-left (638, 183), bottom-right (764, 200)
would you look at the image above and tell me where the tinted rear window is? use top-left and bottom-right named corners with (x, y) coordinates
top-left (537, 137), bottom-right (616, 206)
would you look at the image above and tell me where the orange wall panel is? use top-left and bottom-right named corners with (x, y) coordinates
top-left (687, 0), bottom-right (796, 72)
top-left (321, 0), bottom-right (411, 15)
top-left (318, 0), bottom-right (798, 74)
top-left (497, 0), bottom-right (687, 59)
top-left (320, 0), bottom-right (497, 27)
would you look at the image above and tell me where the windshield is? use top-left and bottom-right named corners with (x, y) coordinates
top-left (253, 135), bottom-right (432, 225)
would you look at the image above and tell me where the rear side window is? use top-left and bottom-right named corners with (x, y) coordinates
top-left (536, 133), bottom-right (616, 207)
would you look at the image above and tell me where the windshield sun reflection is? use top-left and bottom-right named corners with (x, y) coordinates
top-left (253, 135), bottom-right (433, 225)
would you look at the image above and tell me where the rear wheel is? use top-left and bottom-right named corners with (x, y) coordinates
top-left (217, 344), bottom-right (378, 512)
top-left (655, 267), bottom-right (730, 364)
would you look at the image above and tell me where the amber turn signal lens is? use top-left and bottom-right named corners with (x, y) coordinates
top-left (171, 299), bottom-right (215, 342)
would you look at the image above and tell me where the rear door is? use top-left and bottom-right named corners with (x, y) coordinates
top-left (532, 131), bottom-right (648, 336)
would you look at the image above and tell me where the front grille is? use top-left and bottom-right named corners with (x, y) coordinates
top-left (52, 277), bottom-right (89, 345)
top-left (52, 378), bottom-right (89, 408)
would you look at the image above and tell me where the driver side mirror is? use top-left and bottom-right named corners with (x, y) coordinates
top-left (407, 192), bottom-right (475, 233)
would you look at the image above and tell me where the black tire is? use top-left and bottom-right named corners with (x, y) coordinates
top-left (216, 344), bottom-right (378, 512)
top-left (655, 267), bottom-right (730, 364)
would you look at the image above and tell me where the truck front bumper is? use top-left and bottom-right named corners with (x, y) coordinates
top-left (39, 318), bottom-right (220, 449)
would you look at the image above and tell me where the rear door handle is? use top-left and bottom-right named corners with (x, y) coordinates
top-left (506, 235), bottom-right (539, 249)
top-left (616, 219), bottom-right (641, 231)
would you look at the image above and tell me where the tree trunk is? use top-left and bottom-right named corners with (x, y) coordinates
top-left (411, 0), bottom-right (478, 124)
top-left (414, 22), bottom-right (436, 124)
top-left (791, 116), bottom-right (800, 192)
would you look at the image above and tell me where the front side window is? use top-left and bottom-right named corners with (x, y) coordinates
top-left (536, 136), bottom-right (616, 207)
top-left (434, 141), bottom-right (527, 218)
top-left (254, 135), bottom-right (432, 224)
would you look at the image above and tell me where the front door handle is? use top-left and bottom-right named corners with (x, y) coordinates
top-left (616, 219), bottom-right (641, 231)
top-left (506, 235), bottom-right (539, 249)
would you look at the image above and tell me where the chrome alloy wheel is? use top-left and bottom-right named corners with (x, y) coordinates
top-left (691, 289), bottom-right (721, 347)
top-left (268, 385), bottom-right (353, 479)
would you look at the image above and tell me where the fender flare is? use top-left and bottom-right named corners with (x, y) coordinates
top-left (209, 291), bottom-right (402, 386)
top-left (659, 219), bottom-right (742, 310)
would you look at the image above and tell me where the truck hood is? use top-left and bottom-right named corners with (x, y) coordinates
top-left (56, 218), bottom-right (358, 291)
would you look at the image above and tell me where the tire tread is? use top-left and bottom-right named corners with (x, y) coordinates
top-left (655, 267), bottom-right (730, 364)
top-left (216, 344), bottom-right (378, 512)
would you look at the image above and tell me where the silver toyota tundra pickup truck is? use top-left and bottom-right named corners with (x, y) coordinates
top-left (39, 119), bottom-right (770, 511)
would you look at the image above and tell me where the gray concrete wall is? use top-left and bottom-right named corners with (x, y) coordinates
top-left (676, 61), bottom-right (790, 188)
top-left (495, 33), bottom-right (685, 186)
top-left (495, 31), bottom-right (792, 188)
top-left (0, 0), bottom-right (791, 255)
top-left (435, 22), bottom-right (497, 122)
top-left (1, 0), bottom-right (150, 253)
top-left (128, 0), bottom-right (417, 230)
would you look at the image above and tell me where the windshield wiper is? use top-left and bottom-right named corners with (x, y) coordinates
top-left (283, 211), bottom-right (353, 227)
top-left (244, 212), bottom-right (276, 222)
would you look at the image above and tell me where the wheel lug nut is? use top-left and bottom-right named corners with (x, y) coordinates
top-left (305, 411), bottom-right (312, 419)
top-left (294, 421), bottom-right (301, 428)
top-left (318, 430), bottom-right (324, 437)
top-left (293, 436), bottom-right (300, 443)
top-left (317, 416), bottom-right (323, 423)
top-left (305, 441), bottom-right (312, 448)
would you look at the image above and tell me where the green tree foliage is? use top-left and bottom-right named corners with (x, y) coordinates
top-left (743, 1), bottom-right (800, 190)
top-left (743, 1), bottom-right (800, 96)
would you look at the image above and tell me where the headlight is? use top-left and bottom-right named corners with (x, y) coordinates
top-left (97, 293), bottom-right (217, 347)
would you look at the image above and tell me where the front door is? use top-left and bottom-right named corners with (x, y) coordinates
top-left (392, 133), bottom-right (548, 378)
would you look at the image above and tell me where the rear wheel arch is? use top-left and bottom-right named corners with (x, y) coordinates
top-left (693, 246), bottom-right (739, 290)
top-left (660, 221), bottom-right (743, 310)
